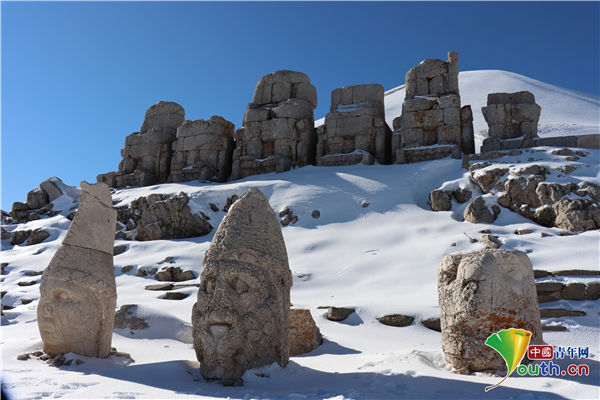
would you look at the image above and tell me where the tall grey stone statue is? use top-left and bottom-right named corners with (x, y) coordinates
top-left (191, 187), bottom-right (293, 385)
top-left (37, 182), bottom-right (117, 358)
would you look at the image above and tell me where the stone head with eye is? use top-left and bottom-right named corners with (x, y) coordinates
top-left (191, 187), bottom-right (292, 385)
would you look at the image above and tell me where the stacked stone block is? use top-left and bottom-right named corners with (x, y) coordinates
top-left (316, 84), bottom-right (391, 166)
top-left (480, 91), bottom-right (541, 152)
top-left (230, 70), bottom-right (317, 180)
top-left (392, 52), bottom-right (474, 163)
top-left (168, 116), bottom-right (235, 183)
top-left (98, 101), bottom-right (185, 187)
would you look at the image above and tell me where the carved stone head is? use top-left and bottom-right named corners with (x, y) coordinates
top-left (192, 188), bottom-right (292, 385)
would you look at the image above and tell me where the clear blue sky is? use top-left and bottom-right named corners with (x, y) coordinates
top-left (2, 1), bottom-right (599, 210)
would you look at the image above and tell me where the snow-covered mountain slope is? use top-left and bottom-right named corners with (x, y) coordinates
top-left (317, 70), bottom-right (600, 150)
top-left (2, 147), bottom-right (599, 399)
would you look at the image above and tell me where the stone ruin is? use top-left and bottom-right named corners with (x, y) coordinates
top-left (98, 101), bottom-right (185, 188)
top-left (392, 51), bottom-right (475, 164)
top-left (169, 116), bottom-right (235, 183)
top-left (438, 249), bottom-right (542, 374)
top-left (191, 187), bottom-right (293, 385)
top-left (230, 70), bottom-right (317, 180)
top-left (37, 182), bottom-right (117, 358)
top-left (480, 91), bottom-right (541, 152)
top-left (316, 84), bottom-right (391, 166)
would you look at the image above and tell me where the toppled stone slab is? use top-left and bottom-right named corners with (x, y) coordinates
top-left (539, 309), bottom-right (586, 318)
top-left (325, 306), bottom-right (355, 322)
top-left (421, 317), bottom-right (441, 332)
top-left (114, 304), bottom-right (149, 331)
top-left (377, 314), bottom-right (414, 327)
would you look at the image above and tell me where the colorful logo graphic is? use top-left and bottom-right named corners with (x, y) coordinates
top-left (484, 328), bottom-right (532, 392)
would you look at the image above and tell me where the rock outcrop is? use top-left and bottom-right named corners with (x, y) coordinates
top-left (114, 192), bottom-right (213, 241)
top-left (37, 182), bottom-right (117, 358)
top-left (168, 116), bottom-right (235, 183)
top-left (481, 91), bottom-right (541, 152)
top-left (316, 84), bottom-right (391, 165)
top-left (98, 101), bottom-right (185, 188)
top-left (463, 196), bottom-right (501, 224)
top-left (438, 250), bottom-right (542, 374)
top-left (391, 52), bottom-right (474, 164)
top-left (230, 71), bottom-right (317, 180)
top-left (191, 187), bottom-right (293, 385)
top-left (9, 177), bottom-right (79, 222)
top-left (289, 309), bottom-right (322, 356)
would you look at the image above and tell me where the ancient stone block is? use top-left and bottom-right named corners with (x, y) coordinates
top-left (439, 250), bottom-right (542, 374)
top-left (231, 71), bottom-right (317, 180)
top-left (168, 116), bottom-right (234, 183)
top-left (317, 84), bottom-right (390, 165)
top-left (482, 91), bottom-right (541, 141)
top-left (38, 182), bottom-right (117, 358)
top-left (192, 188), bottom-right (292, 385)
top-left (98, 101), bottom-right (185, 188)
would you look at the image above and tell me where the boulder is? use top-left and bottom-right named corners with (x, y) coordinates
top-left (289, 309), bottom-right (322, 356)
top-left (125, 192), bottom-right (213, 241)
top-left (26, 188), bottom-right (49, 209)
top-left (429, 189), bottom-right (452, 211)
top-left (438, 249), bottom-right (542, 374)
top-left (114, 304), bottom-right (149, 331)
top-left (464, 196), bottom-right (500, 224)
top-left (38, 182), bottom-right (117, 358)
top-left (326, 307), bottom-right (355, 322)
top-left (191, 187), bottom-right (292, 385)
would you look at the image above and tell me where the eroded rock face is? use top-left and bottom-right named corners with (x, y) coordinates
top-left (98, 101), bottom-right (185, 188)
top-left (231, 71), bottom-right (317, 180)
top-left (169, 116), bottom-right (235, 183)
top-left (191, 188), bottom-right (292, 385)
top-left (38, 182), bottom-right (117, 358)
top-left (438, 250), bottom-right (542, 374)
top-left (316, 84), bottom-right (391, 165)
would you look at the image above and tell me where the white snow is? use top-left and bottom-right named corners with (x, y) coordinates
top-left (2, 72), bottom-right (600, 399)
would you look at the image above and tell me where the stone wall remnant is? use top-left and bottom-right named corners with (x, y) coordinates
top-left (230, 71), bottom-right (317, 180)
top-left (391, 52), bottom-right (474, 164)
top-left (480, 91), bottom-right (541, 152)
top-left (37, 182), bottom-right (117, 358)
top-left (98, 101), bottom-right (185, 188)
top-left (316, 84), bottom-right (391, 165)
top-left (168, 116), bottom-right (235, 183)
top-left (191, 187), bottom-right (292, 385)
top-left (438, 249), bottom-right (542, 374)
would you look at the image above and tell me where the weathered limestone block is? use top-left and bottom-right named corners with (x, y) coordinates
top-left (169, 116), bottom-right (235, 183)
top-left (439, 250), bottom-right (542, 374)
top-left (392, 52), bottom-right (469, 164)
top-left (98, 101), bottom-right (185, 188)
top-left (482, 91), bottom-right (541, 140)
top-left (464, 196), bottom-right (501, 224)
top-left (38, 182), bottom-right (117, 358)
top-left (316, 84), bottom-right (391, 165)
top-left (289, 309), bottom-right (322, 356)
top-left (191, 188), bottom-right (292, 385)
top-left (231, 71), bottom-right (317, 180)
